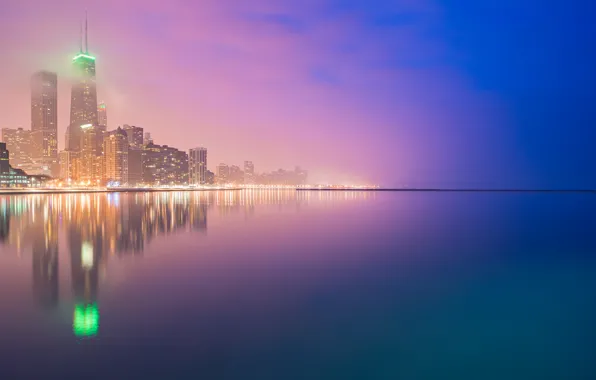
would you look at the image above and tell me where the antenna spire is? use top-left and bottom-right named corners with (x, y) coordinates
top-left (85, 11), bottom-right (89, 53)
top-left (85, 10), bottom-right (89, 53)
top-left (79, 21), bottom-right (83, 52)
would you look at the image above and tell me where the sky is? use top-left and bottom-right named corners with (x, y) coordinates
top-left (0, 0), bottom-right (594, 188)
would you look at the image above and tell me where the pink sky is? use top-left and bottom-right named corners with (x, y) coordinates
top-left (0, 0), bottom-right (512, 186)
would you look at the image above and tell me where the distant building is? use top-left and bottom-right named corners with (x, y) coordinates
top-left (189, 147), bottom-right (207, 185)
top-left (205, 170), bottom-right (215, 184)
top-left (229, 165), bottom-right (243, 184)
top-left (1, 128), bottom-right (35, 173)
top-left (31, 71), bottom-right (58, 176)
top-left (98, 102), bottom-right (107, 129)
top-left (244, 161), bottom-right (255, 184)
top-left (103, 127), bottom-right (128, 185)
top-left (143, 132), bottom-right (152, 146)
top-left (216, 163), bottom-right (229, 184)
top-left (295, 166), bottom-right (308, 185)
top-left (142, 143), bottom-right (188, 185)
top-left (123, 125), bottom-right (144, 149)
top-left (255, 167), bottom-right (308, 185)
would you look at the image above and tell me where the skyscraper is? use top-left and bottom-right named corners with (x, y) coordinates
top-left (244, 161), bottom-right (255, 184)
top-left (216, 163), bottom-right (229, 184)
top-left (142, 143), bottom-right (188, 185)
top-left (78, 124), bottom-right (103, 185)
top-left (31, 71), bottom-right (58, 176)
top-left (229, 165), bottom-right (243, 184)
top-left (98, 102), bottom-right (107, 129)
top-left (123, 125), bottom-right (144, 149)
top-left (103, 127), bottom-right (129, 185)
top-left (67, 16), bottom-right (98, 153)
top-left (189, 147), bottom-right (207, 185)
top-left (0, 143), bottom-right (9, 173)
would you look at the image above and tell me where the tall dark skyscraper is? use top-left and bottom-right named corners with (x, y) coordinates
top-left (0, 142), bottom-right (9, 173)
top-left (31, 71), bottom-right (58, 176)
top-left (67, 16), bottom-right (98, 153)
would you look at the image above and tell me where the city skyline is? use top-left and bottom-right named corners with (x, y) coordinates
top-left (0, 14), bottom-right (313, 188)
top-left (1, 14), bottom-right (311, 186)
top-left (0, 2), bottom-right (594, 188)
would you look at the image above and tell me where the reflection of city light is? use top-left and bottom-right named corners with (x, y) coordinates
top-left (82, 242), bottom-right (94, 269)
top-left (73, 303), bottom-right (99, 337)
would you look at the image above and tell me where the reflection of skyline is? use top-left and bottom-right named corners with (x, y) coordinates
top-left (0, 190), bottom-right (373, 254)
top-left (31, 219), bottom-right (59, 310)
top-left (0, 190), bottom-right (371, 337)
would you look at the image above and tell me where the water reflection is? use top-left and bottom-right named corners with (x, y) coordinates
top-left (0, 190), bottom-right (371, 338)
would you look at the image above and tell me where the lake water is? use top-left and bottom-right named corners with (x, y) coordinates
top-left (0, 190), bottom-right (595, 379)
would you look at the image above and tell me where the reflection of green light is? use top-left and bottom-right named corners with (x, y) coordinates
top-left (73, 53), bottom-right (96, 61)
top-left (73, 303), bottom-right (99, 337)
top-left (80, 123), bottom-right (93, 129)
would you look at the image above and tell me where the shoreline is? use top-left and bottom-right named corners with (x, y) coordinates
top-left (1, 188), bottom-right (594, 195)
top-left (0, 187), bottom-right (243, 195)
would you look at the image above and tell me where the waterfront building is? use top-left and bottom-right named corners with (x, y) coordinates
top-left (189, 147), bottom-right (207, 185)
top-left (229, 165), bottom-right (243, 184)
top-left (244, 161), bottom-right (255, 184)
top-left (1, 128), bottom-right (35, 173)
top-left (59, 150), bottom-right (77, 182)
top-left (0, 142), bottom-right (9, 173)
top-left (78, 124), bottom-right (103, 185)
top-left (103, 127), bottom-right (129, 185)
top-left (206, 170), bottom-right (215, 184)
top-left (127, 149), bottom-right (143, 186)
top-left (142, 143), bottom-right (188, 185)
top-left (216, 163), bottom-right (229, 184)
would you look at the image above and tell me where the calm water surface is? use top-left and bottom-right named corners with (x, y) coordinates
top-left (0, 190), bottom-right (595, 379)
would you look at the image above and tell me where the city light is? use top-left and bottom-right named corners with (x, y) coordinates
top-left (73, 303), bottom-right (99, 337)
top-left (72, 53), bottom-right (96, 61)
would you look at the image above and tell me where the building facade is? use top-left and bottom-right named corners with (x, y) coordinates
top-left (127, 149), bottom-right (143, 186)
top-left (189, 147), bottom-right (207, 185)
top-left (244, 161), bottom-right (255, 184)
top-left (59, 150), bottom-right (77, 182)
top-left (216, 163), bottom-right (229, 184)
top-left (123, 125), bottom-right (144, 149)
top-left (103, 127), bottom-right (129, 185)
top-left (77, 124), bottom-right (103, 185)
top-left (31, 71), bottom-right (58, 176)
top-left (0, 143), bottom-right (9, 173)
top-left (142, 143), bottom-right (188, 185)
top-left (1, 128), bottom-right (35, 173)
